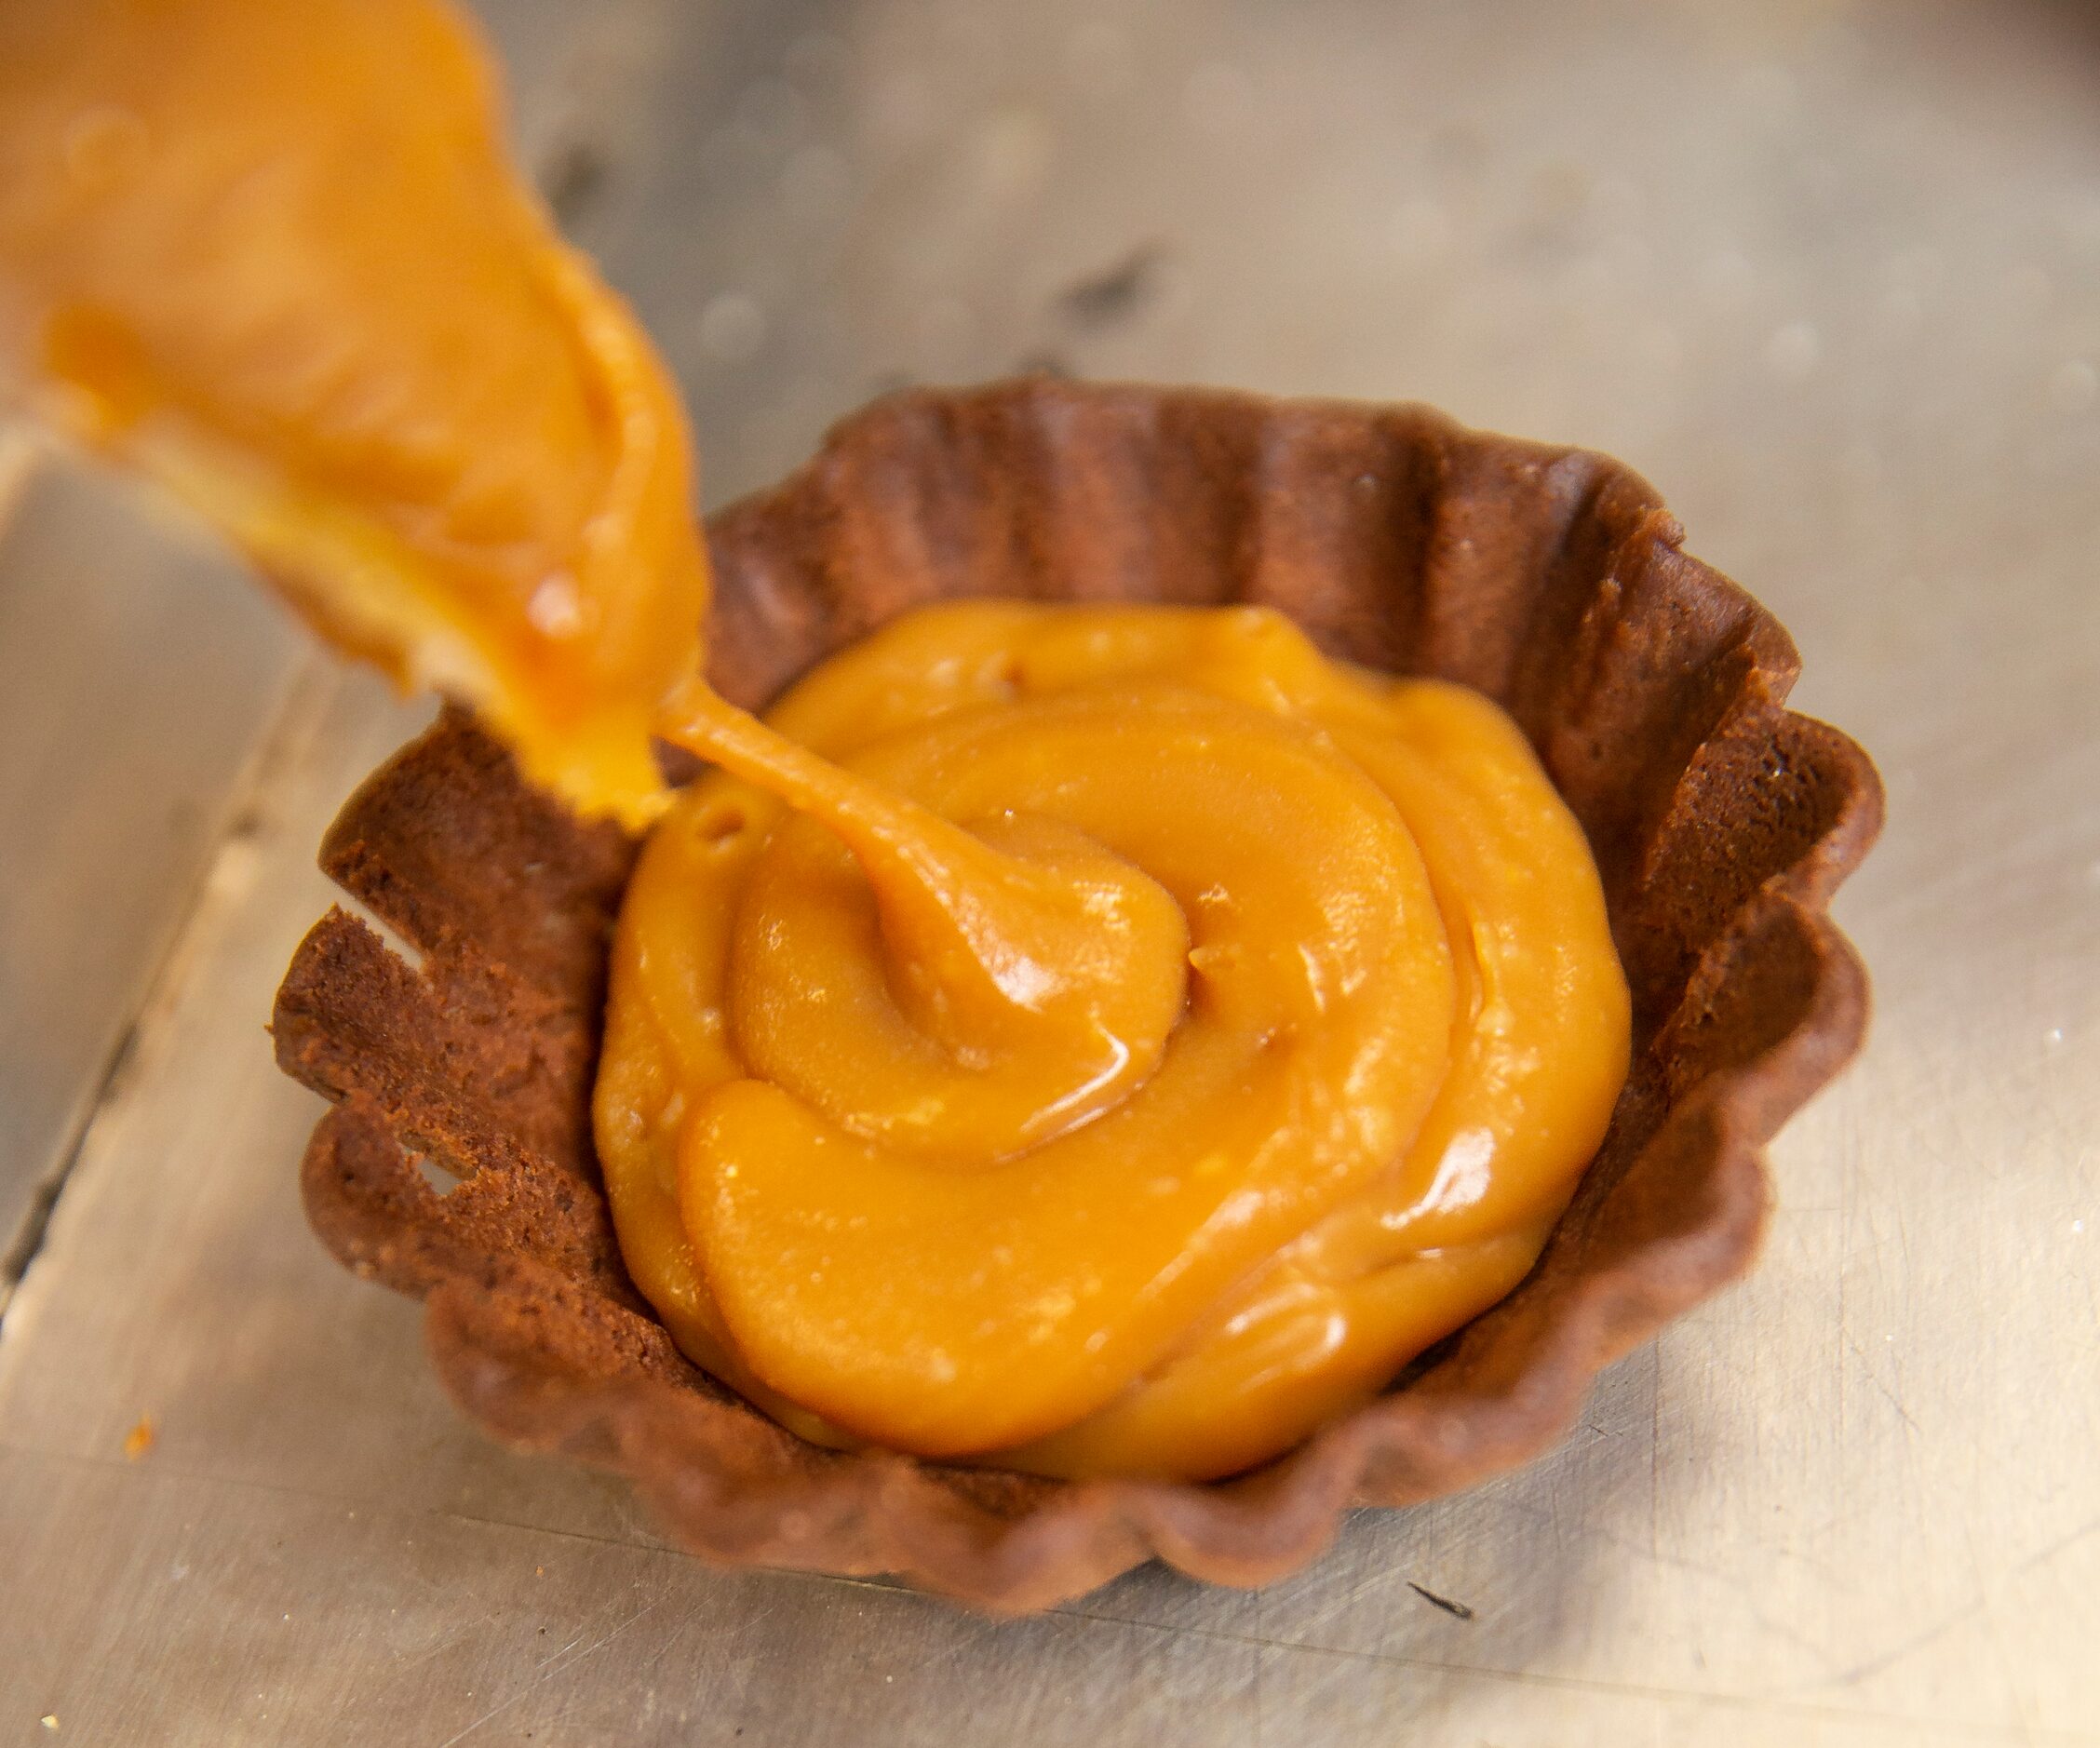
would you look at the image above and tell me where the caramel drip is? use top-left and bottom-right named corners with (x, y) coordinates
top-left (599, 602), bottom-right (1630, 1478)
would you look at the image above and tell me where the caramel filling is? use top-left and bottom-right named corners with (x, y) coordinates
top-left (1, 0), bottom-right (1631, 1483)
top-left (599, 601), bottom-right (1628, 1480)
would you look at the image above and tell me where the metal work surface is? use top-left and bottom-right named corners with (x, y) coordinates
top-left (3, 0), bottom-right (2098, 1741)
top-left (0, 463), bottom-right (299, 1296)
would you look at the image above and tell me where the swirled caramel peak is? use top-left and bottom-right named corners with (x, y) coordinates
top-left (597, 600), bottom-right (1632, 1481)
top-left (0, 0), bottom-right (706, 826)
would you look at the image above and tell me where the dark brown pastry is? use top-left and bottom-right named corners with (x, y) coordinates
top-left (273, 380), bottom-right (1881, 1614)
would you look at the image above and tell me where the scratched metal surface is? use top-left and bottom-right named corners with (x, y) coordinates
top-left (2, 0), bottom-right (2098, 1742)
top-left (0, 455), bottom-right (302, 1300)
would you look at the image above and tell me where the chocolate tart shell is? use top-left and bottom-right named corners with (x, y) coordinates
top-left (273, 381), bottom-right (1881, 1614)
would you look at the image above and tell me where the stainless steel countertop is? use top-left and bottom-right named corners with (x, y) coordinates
top-left (3, 1), bottom-right (2097, 1741)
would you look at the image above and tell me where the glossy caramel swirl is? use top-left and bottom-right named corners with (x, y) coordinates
top-left (599, 601), bottom-right (1630, 1480)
